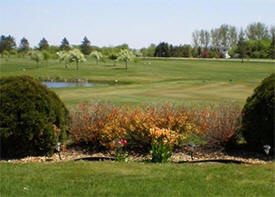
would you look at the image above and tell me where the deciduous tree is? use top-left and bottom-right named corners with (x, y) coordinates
top-left (237, 29), bottom-right (247, 63)
top-left (117, 49), bottom-right (135, 69)
top-left (246, 22), bottom-right (270, 40)
top-left (90, 50), bottom-right (103, 64)
top-left (29, 51), bottom-right (43, 66)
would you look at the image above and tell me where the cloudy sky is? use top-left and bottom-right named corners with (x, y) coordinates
top-left (1, 0), bottom-right (275, 48)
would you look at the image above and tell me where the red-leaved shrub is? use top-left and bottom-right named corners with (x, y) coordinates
top-left (190, 103), bottom-right (242, 148)
top-left (70, 103), bottom-right (126, 150)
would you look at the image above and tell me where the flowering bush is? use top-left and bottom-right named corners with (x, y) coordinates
top-left (69, 102), bottom-right (240, 153)
top-left (149, 127), bottom-right (186, 162)
top-left (149, 127), bottom-right (186, 147)
top-left (122, 105), bottom-right (199, 151)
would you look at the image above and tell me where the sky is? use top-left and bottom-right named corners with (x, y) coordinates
top-left (1, 0), bottom-right (275, 49)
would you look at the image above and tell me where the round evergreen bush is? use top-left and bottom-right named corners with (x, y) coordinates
top-left (0, 75), bottom-right (69, 157)
top-left (241, 73), bottom-right (275, 152)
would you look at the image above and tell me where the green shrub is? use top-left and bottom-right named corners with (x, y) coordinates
top-left (240, 73), bottom-right (275, 152)
top-left (0, 75), bottom-right (69, 157)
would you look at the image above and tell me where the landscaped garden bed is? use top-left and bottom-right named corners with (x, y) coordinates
top-left (1, 147), bottom-right (268, 165)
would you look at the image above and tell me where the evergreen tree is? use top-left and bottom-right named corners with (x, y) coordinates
top-left (19, 37), bottom-right (30, 54)
top-left (60, 37), bottom-right (70, 51)
top-left (80, 36), bottom-right (91, 55)
top-left (38, 38), bottom-right (49, 50)
top-left (269, 26), bottom-right (275, 59)
top-left (154, 42), bottom-right (170, 57)
top-left (0, 35), bottom-right (16, 53)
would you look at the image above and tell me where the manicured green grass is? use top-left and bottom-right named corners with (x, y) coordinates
top-left (1, 58), bottom-right (274, 196)
top-left (0, 57), bottom-right (274, 107)
top-left (0, 161), bottom-right (274, 197)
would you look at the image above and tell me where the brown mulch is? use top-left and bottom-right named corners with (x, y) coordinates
top-left (1, 146), bottom-right (271, 164)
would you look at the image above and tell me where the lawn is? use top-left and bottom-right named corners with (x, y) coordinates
top-left (1, 161), bottom-right (274, 197)
top-left (1, 57), bottom-right (274, 197)
top-left (0, 57), bottom-right (274, 106)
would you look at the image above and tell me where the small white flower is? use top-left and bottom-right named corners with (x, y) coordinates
top-left (23, 186), bottom-right (29, 190)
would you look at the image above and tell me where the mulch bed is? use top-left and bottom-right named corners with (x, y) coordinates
top-left (1, 146), bottom-right (271, 164)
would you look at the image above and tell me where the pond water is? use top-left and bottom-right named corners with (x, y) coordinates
top-left (42, 81), bottom-right (108, 88)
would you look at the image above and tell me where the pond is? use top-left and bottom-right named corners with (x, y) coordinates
top-left (42, 81), bottom-right (109, 88)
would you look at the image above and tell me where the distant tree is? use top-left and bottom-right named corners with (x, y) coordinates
top-left (191, 47), bottom-right (199, 58)
top-left (133, 49), bottom-right (142, 57)
top-left (204, 31), bottom-right (210, 50)
top-left (47, 46), bottom-right (59, 56)
top-left (208, 48), bottom-right (220, 58)
top-left (198, 30), bottom-right (211, 49)
top-left (66, 49), bottom-right (86, 70)
top-left (210, 28), bottom-right (221, 49)
top-left (154, 42), bottom-right (170, 57)
top-left (80, 36), bottom-right (91, 55)
top-left (246, 22), bottom-right (270, 40)
top-left (90, 50), bottom-right (103, 64)
top-left (140, 44), bottom-right (156, 57)
top-left (29, 51), bottom-right (43, 67)
top-left (0, 36), bottom-right (5, 55)
top-left (182, 45), bottom-right (192, 57)
top-left (108, 52), bottom-right (118, 66)
top-left (269, 26), bottom-right (275, 59)
top-left (57, 51), bottom-right (70, 68)
top-left (192, 30), bottom-right (200, 48)
top-left (199, 30), bottom-right (206, 48)
top-left (0, 35), bottom-right (16, 54)
top-left (147, 43), bottom-right (156, 57)
top-left (38, 38), bottom-right (49, 50)
top-left (60, 37), bottom-right (70, 51)
top-left (42, 50), bottom-right (50, 65)
top-left (245, 40), bottom-right (271, 58)
top-left (117, 49), bottom-right (135, 69)
top-left (229, 26), bottom-right (238, 48)
top-left (237, 29), bottom-right (247, 63)
top-left (210, 24), bottom-right (237, 49)
top-left (198, 47), bottom-right (202, 57)
top-left (18, 37), bottom-right (30, 56)
top-left (219, 24), bottom-right (230, 49)
top-left (116, 44), bottom-right (129, 50)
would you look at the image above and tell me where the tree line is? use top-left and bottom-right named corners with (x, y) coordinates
top-left (142, 22), bottom-right (275, 59)
top-left (0, 35), bottom-right (136, 69)
top-left (1, 22), bottom-right (274, 60)
top-left (0, 36), bottom-right (94, 56)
